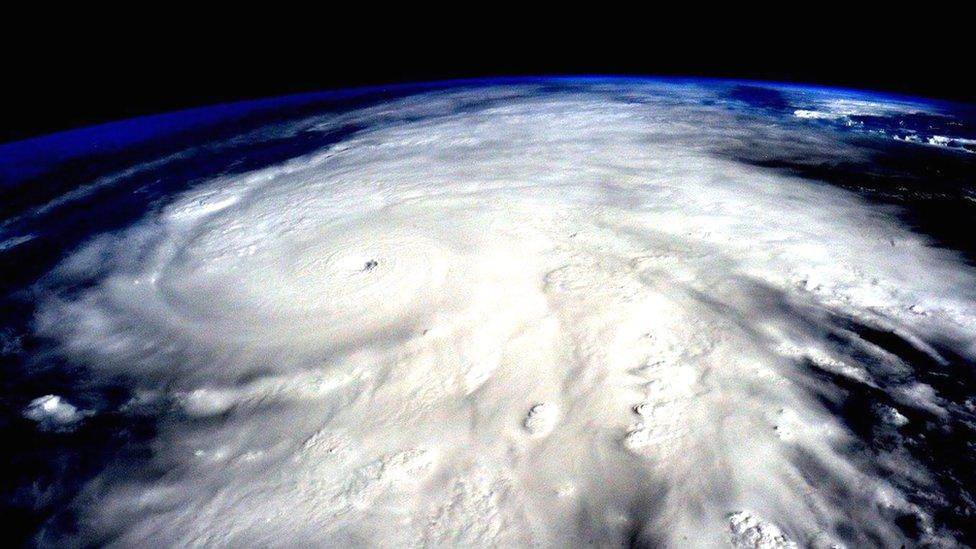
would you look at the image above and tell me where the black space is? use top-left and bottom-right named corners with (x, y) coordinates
top-left (2, 19), bottom-right (972, 144)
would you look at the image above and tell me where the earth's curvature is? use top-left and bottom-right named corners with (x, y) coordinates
top-left (2, 77), bottom-right (976, 547)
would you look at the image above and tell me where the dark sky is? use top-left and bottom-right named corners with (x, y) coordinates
top-left (3, 23), bottom-right (971, 144)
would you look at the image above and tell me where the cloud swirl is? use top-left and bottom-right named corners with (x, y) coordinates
top-left (33, 83), bottom-right (976, 547)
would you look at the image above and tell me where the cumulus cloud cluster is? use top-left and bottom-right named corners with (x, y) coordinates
top-left (23, 395), bottom-right (91, 431)
top-left (33, 83), bottom-right (976, 546)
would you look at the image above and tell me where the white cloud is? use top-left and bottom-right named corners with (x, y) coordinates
top-left (23, 395), bottom-right (92, 431)
top-left (32, 85), bottom-right (975, 546)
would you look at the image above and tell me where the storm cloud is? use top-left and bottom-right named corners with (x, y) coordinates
top-left (28, 83), bottom-right (976, 546)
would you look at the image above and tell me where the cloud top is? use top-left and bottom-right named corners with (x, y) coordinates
top-left (33, 83), bottom-right (976, 546)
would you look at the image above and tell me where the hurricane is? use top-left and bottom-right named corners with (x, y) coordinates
top-left (4, 78), bottom-right (976, 547)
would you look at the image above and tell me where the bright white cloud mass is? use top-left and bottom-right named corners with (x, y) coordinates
top-left (30, 83), bottom-right (976, 546)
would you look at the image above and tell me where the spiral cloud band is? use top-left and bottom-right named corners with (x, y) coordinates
top-left (33, 83), bottom-right (976, 546)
